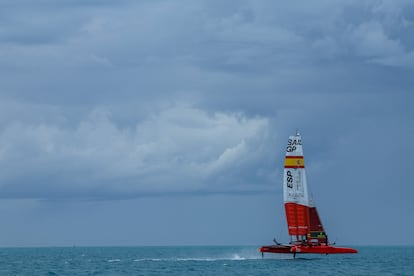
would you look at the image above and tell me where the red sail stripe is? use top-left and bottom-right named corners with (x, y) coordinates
top-left (284, 202), bottom-right (310, 236)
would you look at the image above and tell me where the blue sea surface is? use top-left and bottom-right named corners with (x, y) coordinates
top-left (0, 246), bottom-right (412, 275)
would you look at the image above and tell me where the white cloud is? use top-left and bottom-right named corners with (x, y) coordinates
top-left (205, 11), bottom-right (303, 45)
top-left (370, 50), bottom-right (414, 67)
top-left (348, 20), bottom-right (403, 57)
top-left (0, 105), bottom-right (272, 199)
top-left (339, 1), bottom-right (414, 68)
top-left (344, 19), bottom-right (414, 68)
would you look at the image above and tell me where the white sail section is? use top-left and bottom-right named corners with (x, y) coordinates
top-left (283, 131), bottom-right (310, 207)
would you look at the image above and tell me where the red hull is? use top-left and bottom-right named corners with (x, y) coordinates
top-left (260, 245), bottom-right (292, 254)
top-left (259, 244), bottom-right (357, 255)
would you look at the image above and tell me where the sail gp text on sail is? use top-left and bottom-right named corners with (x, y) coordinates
top-left (286, 138), bottom-right (302, 153)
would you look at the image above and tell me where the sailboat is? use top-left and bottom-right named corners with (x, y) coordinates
top-left (259, 131), bottom-right (357, 257)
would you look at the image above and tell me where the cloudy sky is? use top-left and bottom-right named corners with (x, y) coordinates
top-left (0, 0), bottom-right (413, 247)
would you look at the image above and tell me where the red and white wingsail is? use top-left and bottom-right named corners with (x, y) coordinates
top-left (283, 131), bottom-right (327, 244)
top-left (259, 131), bottom-right (357, 257)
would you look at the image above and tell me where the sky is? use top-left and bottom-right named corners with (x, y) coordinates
top-left (0, 0), bottom-right (413, 247)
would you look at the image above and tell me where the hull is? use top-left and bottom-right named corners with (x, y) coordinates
top-left (260, 244), bottom-right (357, 255)
top-left (260, 245), bottom-right (293, 254)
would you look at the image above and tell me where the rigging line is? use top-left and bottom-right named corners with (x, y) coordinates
top-left (278, 218), bottom-right (284, 242)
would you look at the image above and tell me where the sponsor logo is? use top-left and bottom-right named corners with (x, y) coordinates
top-left (286, 139), bottom-right (302, 152)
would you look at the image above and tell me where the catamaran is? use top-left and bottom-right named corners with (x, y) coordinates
top-left (259, 131), bottom-right (357, 258)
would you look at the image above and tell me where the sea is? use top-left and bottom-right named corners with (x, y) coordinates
top-left (0, 246), bottom-right (412, 275)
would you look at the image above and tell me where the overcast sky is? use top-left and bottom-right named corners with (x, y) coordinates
top-left (0, 0), bottom-right (413, 247)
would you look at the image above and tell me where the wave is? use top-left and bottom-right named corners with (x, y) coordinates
top-left (107, 259), bottom-right (121, 262)
top-left (133, 254), bottom-right (261, 262)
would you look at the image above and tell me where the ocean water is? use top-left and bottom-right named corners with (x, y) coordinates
top-left (0, 246), bottom-right (412, 275)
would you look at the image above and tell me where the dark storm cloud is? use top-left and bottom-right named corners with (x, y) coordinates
top-left (2, 0), bottom-right (413, 102)
top-left (0, 0), bottom-right (413, 204)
